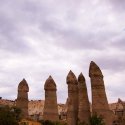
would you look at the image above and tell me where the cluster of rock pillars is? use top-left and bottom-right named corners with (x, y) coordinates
top-left (16, 61), bottom-right (114, 125)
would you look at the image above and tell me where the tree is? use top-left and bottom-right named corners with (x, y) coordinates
top-left (89, 113), bottom-right (105, 125)
top-left (12, 106), bottom-right (22, 121)
top-left (0, 105), bottom-right (21, 125)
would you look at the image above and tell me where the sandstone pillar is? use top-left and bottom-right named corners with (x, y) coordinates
top-left (67, 70), bottom-right (78, 125)
top-left (89, 61), bottom-right (113, 125)
top-left (43, 76), bottom-right (59, 121)
top-left (78, 73), bottom-right (90, 124)
top-left (16, 79), bottom-right (29, 118)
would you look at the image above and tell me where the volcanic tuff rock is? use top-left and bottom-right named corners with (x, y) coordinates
top-left (43, 76), bottom-right (59, 121)
top-left (16, 79), bottom-right (29, 118)
top-left (78, 73), bottom-right (90, 124)
top-left (89, 61), bottom-right (114, 125)
top-left (67, 70), bottom-right (78, 125)
top-left (0, 98), bottom-right (124, 116)
top-left (0, 99), bottom-right (65, 116)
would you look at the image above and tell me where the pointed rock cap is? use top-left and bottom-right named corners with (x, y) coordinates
top-left (89, 61), bottom-right (103, 77)
top-left (66, 70), bottom-right (77, 84)
top-left (78, 73), bottom-right (87, 89)
top-left (44, 75), bottom-right (56, 90)
top-left (118, 98), bottom-right (122, 103)
top-left (78, 72), bottom-right (85, 82)
top-left (18, 78), bottom-right (29, 92)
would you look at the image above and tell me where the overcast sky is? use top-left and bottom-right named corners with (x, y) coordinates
top-left (0, 0), bottom-right (125, 103)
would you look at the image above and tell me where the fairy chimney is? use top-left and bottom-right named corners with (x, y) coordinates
top-left (16, 79), bottom-right (29, 118)
top-left (89, 61), bottom-right (113, 125)
top-left (78, 73), bottom-right (90, 124)
top-left (43, 76), bottom-right (59, 121)
top-left (66, 70), bottom-right (78, 125)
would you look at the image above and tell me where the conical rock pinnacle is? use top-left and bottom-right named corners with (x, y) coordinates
top-left (67, 70), bottom-right (77, 84)
top-left (18, 78), bottom-right (29, 92)
top-left (19, 78), bottom-right (28, 86)
top-left (78, 73), bottom-right (85, 82)
top-left (89, 61), bottom-right (103, 77)
top-left (44, 75), bottom-right (56, 90)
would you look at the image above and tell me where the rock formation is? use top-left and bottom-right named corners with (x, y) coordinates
top-left (43, 76), bottom-right (59, 121)
top-left (16, 79), bottom-right (29, 118)
top-left (89, 61), bottom-right (113, 125)
top-left (66, 70), bottom-right (78, 125)
top-left (78, 73), bottom-right (90, 124)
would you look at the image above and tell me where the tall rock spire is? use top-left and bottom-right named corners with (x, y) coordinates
top-left (43, 76), bottom-right (59, 121)
top-left (16, 78), bottom-right (29, 118)
top-left (67, 70), bottom-right (78, 84)
top-left (89, 61), bottom-right (113, 125)
top-left (66, 70), bottom-right (78, 125)
top-left (89, 61), bottom-right (103, 77)
top-left (78, 73), bottom-right (90, 124)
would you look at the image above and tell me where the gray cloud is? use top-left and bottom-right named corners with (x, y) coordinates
top-left (111, 32), bottom-right (125, 50)
top-left (0, 0), bottom-right (125, 103)
top-left (0, 3), bottom-right (33, 53)
top-left (109, 0), bottom-right (125, 11)
top-left (95, 55), bottom-right (125, 72)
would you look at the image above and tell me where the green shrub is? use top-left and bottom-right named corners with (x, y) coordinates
top-left (89, 113), bottom-right (105, 125)
top-left (0, 106), bottom-right (21, 125)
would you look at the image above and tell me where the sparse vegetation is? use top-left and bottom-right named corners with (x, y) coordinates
top-left (77, 118), bottom-right (88, 125)
top-left (0, 105), bottom-right (21, 125)
top-left (89, 113), bottom-right (105, 125)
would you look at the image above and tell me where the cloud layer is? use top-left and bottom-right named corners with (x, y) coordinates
top-left (0, 0), bottom-right (125, 103)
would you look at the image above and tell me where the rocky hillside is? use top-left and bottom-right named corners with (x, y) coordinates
top-left (0, 98), bottom-right (124, 115)
top-left (0, 99), bottom-right (66, 115)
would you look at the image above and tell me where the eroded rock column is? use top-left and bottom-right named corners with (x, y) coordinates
top-left (89, 61), bottom-right (113, 125)
top-left (78, 73), bottom-right (90, 124)
top-left (16, 79), bottom-right (29, 118)
top-left (43, 76), bottom-right (59, 121)
top-left (67, 70), bottom-right (78, 125)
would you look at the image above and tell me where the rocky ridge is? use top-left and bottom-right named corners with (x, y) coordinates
top-left (0, 98), bottom-right (124, 116)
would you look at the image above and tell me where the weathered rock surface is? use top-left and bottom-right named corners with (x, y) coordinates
top-left (43, 76), bottom-right (59, 121)
top-left (67, 70), bottom-right (78, 125)
top-left (78, 73), bottom-right (90, 124)
top-left (16, 79), bottom-right (29, 118)
top-left (89, 61), bottom-right (114, 125)
top-left (1, 98), bottom-right (125, 123)
top-left (0, 99), bottom-right (65, 116)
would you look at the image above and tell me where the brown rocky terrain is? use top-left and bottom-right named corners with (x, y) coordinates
top-left (0, 98), bottom-right (124, 116)
top-left (0, 98), bottom-right (66, 116)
